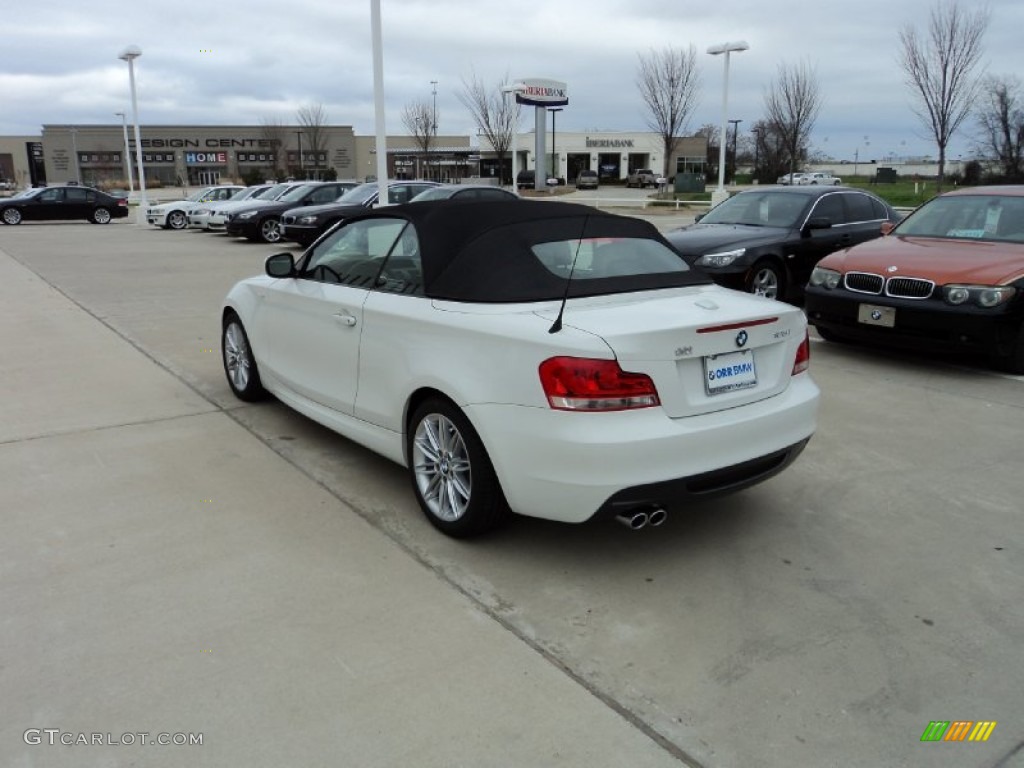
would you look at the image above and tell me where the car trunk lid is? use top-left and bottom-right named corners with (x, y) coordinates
top-left (535, 286), bottom-right (807, 418)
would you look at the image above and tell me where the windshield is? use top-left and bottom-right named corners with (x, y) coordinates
top-left (700, 191), bottom-right (809, 228)
top-left (279, 184), bottom-right (320, 202)
top-left (895, 194), bottom-right (1024, 243)
top-left (233, 187), bottom-right (266, 201)
top-left (261, 184), bottom-right (295, 200)
top-left (336, 183), bottom-right (379, 205)
top-left (409, 187), bottom-right (454, 202)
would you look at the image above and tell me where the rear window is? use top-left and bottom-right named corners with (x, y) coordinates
top-left (532, 238), bottom-right (691, 280)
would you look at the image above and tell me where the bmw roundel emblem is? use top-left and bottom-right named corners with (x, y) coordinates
top-left (871, 310), bottom-right (883, 321)
top-left (735, 330), bottom-right (749, 348)
top-left (886, 265), bottom-right (899, 273)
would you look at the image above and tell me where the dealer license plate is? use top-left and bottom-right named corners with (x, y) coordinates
top-left (703, 350), bottom-right (757, 395)
top-left (858, 303), bottom-right (896, 328)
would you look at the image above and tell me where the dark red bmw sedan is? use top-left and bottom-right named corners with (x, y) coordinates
top-left (804, 186), bottom-right (1024, 373)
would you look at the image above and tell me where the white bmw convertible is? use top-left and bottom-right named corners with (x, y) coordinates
top-left (222, 200), bottom-right (819, 537)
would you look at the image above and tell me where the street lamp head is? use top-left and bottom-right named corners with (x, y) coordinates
top-left (707, 41), bottom-right (749, 55)
top-left (118, 45), bottom-right (142, 61)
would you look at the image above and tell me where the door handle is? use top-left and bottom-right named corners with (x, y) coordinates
top-left (333, 312), bottom-right (357, 327)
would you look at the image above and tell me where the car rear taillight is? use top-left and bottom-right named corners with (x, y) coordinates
top-left (792, 331), bottom-right (810, 375)
top-left (539, 357), bottom-right (660, 411)
top-left (117, 199), bottom-right (128, 207)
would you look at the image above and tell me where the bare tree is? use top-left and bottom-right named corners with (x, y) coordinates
top-left (259, 117), bottom-right (288, 177)
top-left (975, 75), bottom-right (1024, 181)
top-left (636, 46), bottom-right (701, 178)
top-left (695, 123), bottom-right (720, 182)
top-left (748, 119), bottom-right (789, 183)
top-left (763, 60), bottom-right (822, 179)
top-left (458, 71), bottom-right (519, 184)
top-left (401, 100), bottom-right (437, 180)
top-left (898, 1), bottom-right (989, 191)
top-left (296, 103), bottom-right (329, 179)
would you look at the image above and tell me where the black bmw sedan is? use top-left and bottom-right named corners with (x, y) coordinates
top-left (224, 181), bottom-right (358, 243)
top-left (664, 186), bottom-right (900, 301)
top-left (280, 180), bottom-right (440, 247)
top-left (1, 185), bottom-right (129, 225)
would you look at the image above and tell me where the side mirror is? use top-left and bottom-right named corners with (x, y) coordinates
top-left (804, 216), bottom-right (832, 231)
top-left (265, 252), bottom-right (296, 278)
top-left (694, 213), bottom-right (706, 223)
top-left (880, 221), bottom-right (896, 236)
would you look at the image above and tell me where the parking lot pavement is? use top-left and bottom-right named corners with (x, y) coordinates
top-left (0, 236), bottom-right (690, 768)
top-left (3, 222), bottom-right (1023, 768)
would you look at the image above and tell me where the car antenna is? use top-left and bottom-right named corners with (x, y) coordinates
top-left (548, 214), bottom-right (590, 334)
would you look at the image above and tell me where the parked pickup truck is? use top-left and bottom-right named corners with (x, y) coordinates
top-left (800, 171), bottom-right (842, 185)
top-left (626, 168), bottom-right (661, 188)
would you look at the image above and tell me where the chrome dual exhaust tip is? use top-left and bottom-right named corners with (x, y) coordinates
top-left (615, 507), bottom-right (667, 530)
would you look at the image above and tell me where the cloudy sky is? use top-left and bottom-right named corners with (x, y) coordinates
top-left (2, 0), bottom-right (1019, 162)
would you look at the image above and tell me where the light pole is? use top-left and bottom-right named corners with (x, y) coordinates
top-left (295, 130), bottom-right (304, 177)
top-left (707, 41), bottom-right (748, 205)
top-left (548, 107), bottom-right (563, 182)
top-left (115, 112), bottom-right (135, 194)
top-left (751, 127), bottom-right (761, 183)
top-left (429, 80), bottom-right (438, 181)
top-left (854, 135), bottom-right (870, 178)
top-left (118, 45), bottom-right (148, 217)
top-left (69, 127), bottom-right (81, 184)
top-left (728, 119), bottom-right (742, 183)
top-left (501, 83), bottom-right (526, 196)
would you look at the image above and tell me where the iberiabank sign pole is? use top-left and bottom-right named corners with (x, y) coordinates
top-left (513, 79), bottom-right (568, 191)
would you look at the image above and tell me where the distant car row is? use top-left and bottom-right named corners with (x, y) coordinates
top-left (778, 172), bottom-right (843, 186)
top-left (141, 180), bottom-right (517, 245)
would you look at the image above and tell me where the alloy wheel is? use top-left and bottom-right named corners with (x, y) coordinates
top-left (412, 413), bottom-right (472, 522)
top-left (223, 322), bottom-right (251, 392)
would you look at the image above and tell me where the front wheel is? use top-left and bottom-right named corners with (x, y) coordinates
top-left (166, 210), bottom-right (187, 229)
top-left (993, 323), bottom-right (1024, 375)
top-left (259, 217), bottom-right (282, 243)
top-left (222, 315), bottom-right (265, 401)
top-left (408, 398), bottom-right (507, 538)
top-left (3, 207), bottom-right (23, 225)
top-left (747, 260), bottom-right (786, 301)
top-left (815, 325), bottom-right (849, 344)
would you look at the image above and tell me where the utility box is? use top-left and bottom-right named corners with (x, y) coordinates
top-left (875, 167), bottom-right (898, 184)
top-left (674, 173), bottom-right (705, 193)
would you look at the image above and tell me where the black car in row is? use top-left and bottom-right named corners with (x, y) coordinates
top-left (664, 186), bottom-right (900, 302)
top-left (223, 181), bottom-right (360, 243)
top-left (279, 182), bottom-right (520, 246)
top-left (0, 186), bottom-right (130, 225)
top-left (279, 181), bottom-right (440, 246)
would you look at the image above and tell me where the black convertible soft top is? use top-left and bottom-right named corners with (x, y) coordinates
top-left (344, 199), bottom-right (709, 302)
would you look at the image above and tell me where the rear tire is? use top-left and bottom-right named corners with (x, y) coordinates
top-left (91, 207), bottom-right (112, 224)
top-left (407, 397), bottom-right (508, 538)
